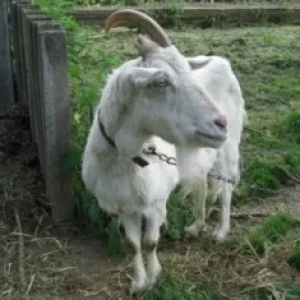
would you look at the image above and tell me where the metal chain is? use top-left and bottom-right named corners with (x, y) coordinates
top-left (207, 173), bottom-right (236, 185)
top-left (143, 146), bottom-right (177, 165)
top-left (142, 146), bottom-right (236, 185)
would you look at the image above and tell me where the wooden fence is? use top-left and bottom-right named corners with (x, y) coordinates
top-left (1, 0), bottom-right (74, 221)
top-left (74, 4), bottom-right (300, 28)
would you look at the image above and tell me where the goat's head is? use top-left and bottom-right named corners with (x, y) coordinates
top-left (103, 9), bottom-right (227, 154)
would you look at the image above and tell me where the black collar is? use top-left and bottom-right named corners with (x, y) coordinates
top-left (98, 110), bottom-right (149, 168)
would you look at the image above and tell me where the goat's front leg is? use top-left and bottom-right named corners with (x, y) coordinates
top-left (121, 213), bottom-right (147, 295)
top-left (213, 183), bottom-right (233, 242)
top-left (184, 179), bottom-right (207, 237)
top-left (143, 212), bottom-right (164, 287)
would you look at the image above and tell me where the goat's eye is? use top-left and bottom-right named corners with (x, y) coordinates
top-left (153, 78), bottom-right (168, 87)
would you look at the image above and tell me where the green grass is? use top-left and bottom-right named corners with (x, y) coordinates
top-left (248, 213), bottom-right (297, 253)
top-left (226, 213), bottom-right (299, 255)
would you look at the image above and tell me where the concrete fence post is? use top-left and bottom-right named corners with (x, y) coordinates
top-left (36, 28), bottom-right (74, 221)
top-left (0, 0), bottom-right (14, 107)
top-left (7, 1), bottom-right (74, 222)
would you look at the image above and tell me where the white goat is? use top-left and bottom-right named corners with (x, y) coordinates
top-left (82, 9), bottom-right (246, 295)
top-left (178, 55), bottom-right (246, 241)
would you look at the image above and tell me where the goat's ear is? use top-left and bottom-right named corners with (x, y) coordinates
top-left (187, 56), bottom-right (212, 70)
top-left (136, 34), bottom-right (159, 58)
top-left (128, 67), bottom-right (166, 88)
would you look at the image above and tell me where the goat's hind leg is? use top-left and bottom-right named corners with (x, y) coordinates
top-left (143, 210), bottom-right (165, 287)
top-left (121, 213), bottom-right (147, 295)
top-left (212, 183), bottom-right (233, 242)
top-left (212, 145), bottom-right (239, 242)
top-left (184, 179), bottom-right (207, 237)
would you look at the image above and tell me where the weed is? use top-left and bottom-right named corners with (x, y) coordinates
top-left (106, 219), bottom-right (126, 256)
top-left (142, 273), bottom-right (222, 300)
top-left (226, 234), bottom-right (244, 249)
top-left (244, 155), bottom-right (280, 189)
top-left (278, 108), bottom-right (300, 143)
top-left (245, 284), bottom-right (300, 300)
top-left (280, 283), bottom-right (300, 299)
top-left (229, 213), bottom-right (297, 254)
top-left (264, 213), bottom-right (296, 242)
top-left (164, 189), bottom-right (194, 240)
top-left (287, 241), bottom-right (300, 270)
top-left (244, 287), bottom-right (277, 300)
top-left (248, 226), bottom-right (266, 254)
top-left (243, 284), bottom-right (300, 300)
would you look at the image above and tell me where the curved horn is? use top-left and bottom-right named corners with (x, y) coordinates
top-left (105, 9), bottom-right (172, 47)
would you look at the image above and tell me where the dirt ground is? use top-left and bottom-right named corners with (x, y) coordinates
top-left (1, 106), bottom-right (300, 300)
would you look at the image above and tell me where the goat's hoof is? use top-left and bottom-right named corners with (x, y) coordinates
top-left (184, 226), bottom-right (199, 238)
top-left (212, 229), bottom-right (228, 243)
top-left (147, 263), bottom-right (162, 286)
top-left (184, 224), bottom-right (206, 239)
top-left (129, 279), bottom-right (148, 296)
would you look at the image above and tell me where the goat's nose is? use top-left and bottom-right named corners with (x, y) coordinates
top-left (214, 117), bottom-right (227, 131)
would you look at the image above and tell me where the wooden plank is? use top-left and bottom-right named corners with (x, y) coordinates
top-left (73, 5), bottom-right (300, 27)
top-left (0, 0), bottom-right (15, 107)
top-left (36, 28), bottom-right (74, 221)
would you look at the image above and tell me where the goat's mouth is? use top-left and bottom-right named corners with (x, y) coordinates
top-left (195, 130), bottom-right (227, 144)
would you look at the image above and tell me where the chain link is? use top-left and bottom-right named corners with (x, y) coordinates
top-left (207, 173), bottom-right (236, 185)
top-left (142, 146), bottom-right (236, 185)
top-left (143, 146), bottom-right (177, 165)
